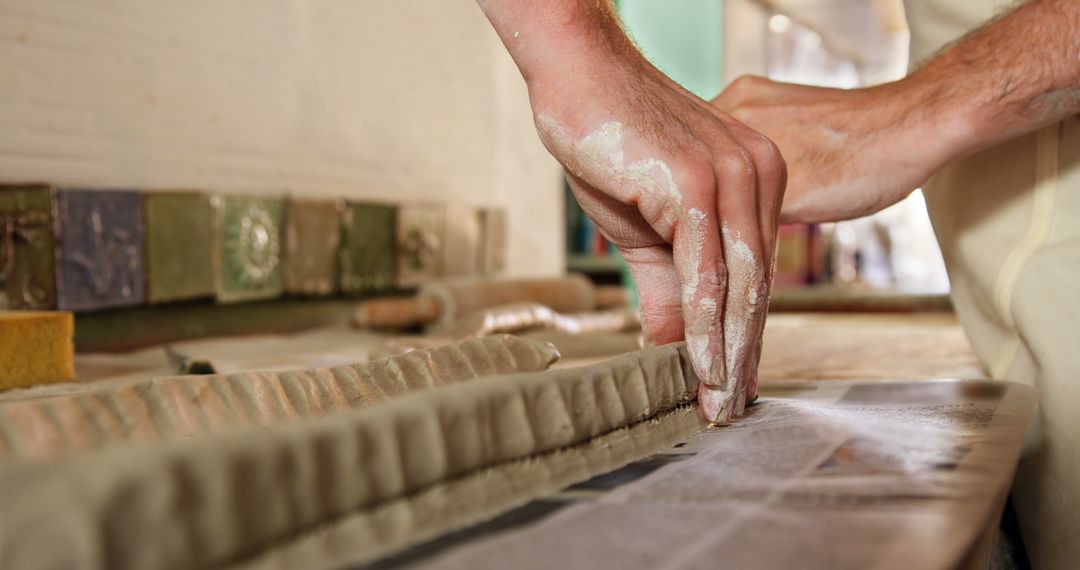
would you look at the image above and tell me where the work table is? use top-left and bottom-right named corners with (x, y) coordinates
top-left (1, 311), bottom-right (1027, 570)
top-left (66, 312), bottom-right (985, 388)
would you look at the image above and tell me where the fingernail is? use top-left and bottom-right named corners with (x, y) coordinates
top-left (698, 384), bottom-right (733, 425)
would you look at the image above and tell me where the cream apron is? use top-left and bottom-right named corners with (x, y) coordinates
top-left (906, 1), bottom-right (1080, 568)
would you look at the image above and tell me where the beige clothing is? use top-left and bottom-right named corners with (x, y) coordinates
top-left (906, 1), bottom-right (1080, 568)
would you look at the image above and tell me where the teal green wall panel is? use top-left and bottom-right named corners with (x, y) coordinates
top-left (618, 0), bottom-right (725, 100)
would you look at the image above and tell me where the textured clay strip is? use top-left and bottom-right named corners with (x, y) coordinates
top-left (0, 335), bottom-right (560, 459)
top-left (0, 342), bottom-right (699, 570)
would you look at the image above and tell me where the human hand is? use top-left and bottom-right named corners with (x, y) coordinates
top-left (711, 76), bottom-right (959, 224)
top-left (527, 54), bottom-right (786, 423)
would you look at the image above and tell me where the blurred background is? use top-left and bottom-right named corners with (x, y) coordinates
top-left (0, 0), bottom-right (952, 353)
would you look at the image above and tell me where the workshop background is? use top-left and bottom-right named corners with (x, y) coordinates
top-left (2, 0), bottom-right (946, 302)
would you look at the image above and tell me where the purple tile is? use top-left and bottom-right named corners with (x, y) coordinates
top-left (54, 189), bottom-right (145, 311)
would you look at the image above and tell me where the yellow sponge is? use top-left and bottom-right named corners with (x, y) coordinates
top-left (0, 311), bottom-right (75, 391)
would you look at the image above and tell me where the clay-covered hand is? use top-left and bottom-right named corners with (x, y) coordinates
top-left (711, 76), bottom-right (953, 224)
top-left (529, 57), bottom-right (786, 423)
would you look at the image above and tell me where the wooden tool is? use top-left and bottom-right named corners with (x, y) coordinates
top-left (351, 274), bottom-right (630, 329)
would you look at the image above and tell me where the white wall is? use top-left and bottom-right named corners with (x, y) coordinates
top-left (0, 0), bottom-right (562, 276)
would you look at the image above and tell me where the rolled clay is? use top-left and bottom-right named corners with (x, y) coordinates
top-left (0, 343), bottom-right (699, 570)
top-left (350, 275), bottom-right (631, 330)
top-left (433, 302), bottom-right (641, 338)
top-left (0, 335), bottom-right (559, 459)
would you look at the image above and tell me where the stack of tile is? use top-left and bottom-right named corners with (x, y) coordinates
top-left (0, 184), bottom-right (508, 312)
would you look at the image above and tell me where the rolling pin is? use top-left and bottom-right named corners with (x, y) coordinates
top-left (351, 274), bottom-right (630, 329)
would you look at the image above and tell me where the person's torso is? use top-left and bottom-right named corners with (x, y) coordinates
top-left (904, 3), bottom-right (1080, 569)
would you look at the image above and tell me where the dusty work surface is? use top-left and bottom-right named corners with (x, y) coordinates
top-left (354, 379), bottom-right (1034, 570)
top-left (0, 313), bottom-right (1011, 570)
top-left (64, 313), bottom-right (984, 387)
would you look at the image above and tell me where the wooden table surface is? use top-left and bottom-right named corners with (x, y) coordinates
top-left (541, 312), bottom-right (983, 381)
top-left (757, 312), bottom-right (984, 382)
top-left (62, 312), bottom-right (984, 389)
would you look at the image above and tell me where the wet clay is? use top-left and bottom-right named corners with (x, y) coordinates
top-left (0, 335), bottom-right (559, 459)
top-left (0, 343), bottom-right (700, 570)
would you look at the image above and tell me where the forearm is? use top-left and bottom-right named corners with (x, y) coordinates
top-left (906, 0), bottom-right (1080, 161)
top-left (474, 0), bottom-right (637, 88)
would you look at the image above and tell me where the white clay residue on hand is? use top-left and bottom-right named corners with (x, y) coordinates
top-left (681, 207), bottom-right (712, 377)
top-left (536, 115), bottom-right (729, 409)
top-left (536, 115), bottom-right (770, 423)
top-left (721, 221), bottom-right (764, 416)
top-left (535, 116), bottom-right (681, 222)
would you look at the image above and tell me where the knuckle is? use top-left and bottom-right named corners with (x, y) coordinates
top-left (749, 281), bottom-right (769, 314)
top-left (721, 75), bottom-right (765, 109)
top-left (752, 135), bottom-right (786, 174)
top-left (684, 161), bottom-right (718, 189)
top-left (715, 149), bottom-right (757, 187)
top-left (729, 74), bottom-right (764, 94)
top-left (716, 262), bottom-right (730, 292)
top-left (729, 106), bottom-right (755, 123)
top-left (739, 133), bottom-right (787, 192)
top-left (678, 162), bottom-right (720, 203)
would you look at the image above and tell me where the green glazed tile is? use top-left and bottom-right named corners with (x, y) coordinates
top-left (145, 192), bottom-right (215, 303)
top-left (395, 204), bottom-right (445, 288)
top-left (0, 184), bottom-right (56, 309)
top-left (212, 195), bottom-right (285, 303)
top-left (283, 198), bottom-right (341, 296)
top-left (340, 202), bottom-right (397, 295)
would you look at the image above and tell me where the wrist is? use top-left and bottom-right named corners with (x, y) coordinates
top-left (875, 73), bottom-right (980, 173)
top-left (896, 68), bottom-right (991, 165)
top-left (478, 1), bottom-right (634, 90)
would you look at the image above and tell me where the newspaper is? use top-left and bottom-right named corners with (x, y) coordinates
top-left (362, 379), bottom-right (1035, 570)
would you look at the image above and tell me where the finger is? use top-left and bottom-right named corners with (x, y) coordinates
top-left (662, 169), bottom-right (730, 422)
top-left (711, 75), bottom-right (831, 112)
top-left (619, 244), bottom-right (684, 346)
top-left (708, 119), bottom-right (784, 415)
top-left (733, 125), bottom-right (786, 407)
top-left (717, 117), bottom-right (787, 260)
top-left (711, 148), bottom-right (769, 423)
top-left (710, 75), bottom-right (775, 111)
top-left (721, 220), bottom-right (767, 419)
top-left (564, 172), bottom-right (686, 347)
top-left (745, 334), bottom-right (764, 403)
